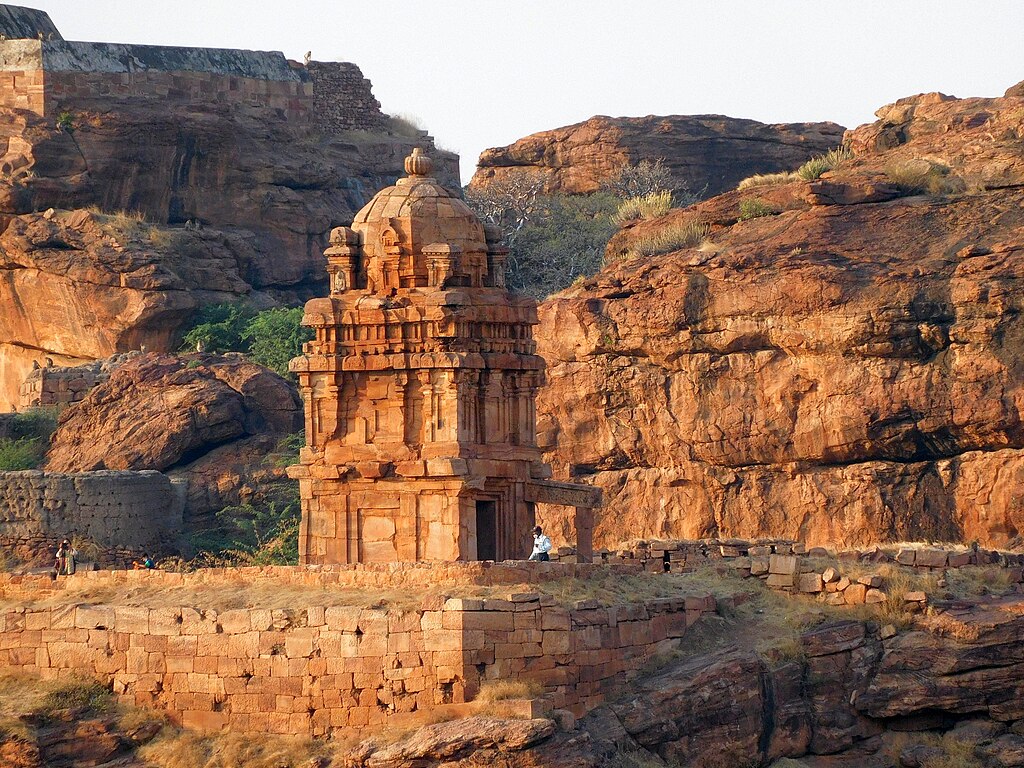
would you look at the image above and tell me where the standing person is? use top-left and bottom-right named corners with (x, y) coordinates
top-left (529, 526), bottom-right (552, 562)
top-left (54, 539), bottom-right (77, 575)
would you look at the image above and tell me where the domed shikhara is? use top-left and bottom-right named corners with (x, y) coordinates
top-left (334, 147), bottom-right (504, 294)
top-left (288, 149), bottom-right (600, 567)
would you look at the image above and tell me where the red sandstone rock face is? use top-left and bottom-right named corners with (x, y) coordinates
top-left (0, 103), bottom-right (458, 409)
top-left (535, 87), bottom-right (1024, 550)
top-left (44, 353), bottom-right (301, 522)
top-left (469, 114), bottom-right (845, 197)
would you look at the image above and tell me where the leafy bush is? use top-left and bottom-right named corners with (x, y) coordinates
top-left (797, 145), bottom-right (853, 180)
top-left (180, 304), bottom-right (312, 378)
top-left (884, 158), bottom-right (955, 195)
top-left (509, 192), bottom-right (619, 298)
top-left (738, 197), bottom-right (777, 221)
top-left (737, 171), bottom-right (800, 190)
top-left (612, 190), bottom-right (674, 225)
top-left (55, 111), bottom-right (74, 133)
top-left (0, 439), bottom-right (44, 470)
top-left (0, 408), bottom-right (57, 470)
top-left (624, 218), bottom-right (710, 259)
top-left (242, 307), bottom-right (311, 377)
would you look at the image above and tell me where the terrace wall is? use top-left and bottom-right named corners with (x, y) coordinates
top-left (0, 564), bottom-right (719, 732)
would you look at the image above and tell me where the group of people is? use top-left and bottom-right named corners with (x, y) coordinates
top-left (53, 539), bottom-right (155, 574)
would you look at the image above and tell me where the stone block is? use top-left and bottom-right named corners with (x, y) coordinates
top-left (766, 573), bottom-right (794, 589)
top-left (916, 548), bottom-right (949, 568)
top-left (844, 583), bottom-right (867, 605)
top-left (750, 557), bottom-right (769, 576)
top-left (896, 548), bottom-right (917, 566)
top-left (821, 567), bottom-right (839, 583)
top-left (904, 591), bottom-right (928, 603)
top-left (798, 573), bottom-right (823, 593)
top-left (857, 574), bottom-right (883, 588)
top-left (865, 588), bottom-right (887, 604)
top-left (769, 555), bottom-right (798, 575)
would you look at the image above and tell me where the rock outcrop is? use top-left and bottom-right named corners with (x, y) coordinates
top-left (346, 596), bottom-right (1024, 767)
top-left (469, 114), bottom-right (845, 197)
top-left (44, 353), bottom-right (301, 523)
top-left (535, 85), bottom-right (1024, 550)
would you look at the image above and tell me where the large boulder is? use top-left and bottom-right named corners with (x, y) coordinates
top-left (535, 85), bottom-right (1024, 550)
top-left (468, 114), bottom-right (845, 198)
top-left (45, 353), bottom-right (301, 523)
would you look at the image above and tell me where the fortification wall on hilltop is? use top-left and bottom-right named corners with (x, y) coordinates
top-left (0, 470), bottom-right (183, 559)
top-left (0, 38), bottom-right (388, 130)
top-left (0, 564), bottom-right (719, 732)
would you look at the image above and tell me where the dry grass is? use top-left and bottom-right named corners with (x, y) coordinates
top-left (623, 218), bottom-right (710, 260)
top-left (797, 145), bottom-right (853, 180)
top-left (138, 730), bottom-right (331, 768)
top-left (737, 171), bottom-right (801, 190)
top-left (884, 158), bottom-right (960, 194)
top-left (612, 191), bottom-right (674, 225)
top-left (880, 731), bottom-right (983, 768)
top-left (474, 679), bottom-right (544, 704)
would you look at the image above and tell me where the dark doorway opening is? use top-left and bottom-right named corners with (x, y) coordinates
top-left (475, 500), bottom-right (497, 561)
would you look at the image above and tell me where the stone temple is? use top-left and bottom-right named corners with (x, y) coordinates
top-left (289, 149), bottom-right (598, 565)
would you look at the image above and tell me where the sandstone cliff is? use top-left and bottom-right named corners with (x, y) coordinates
top-left (469, 114), bottom-right (845, 197)
top-left (536, 85), bottom-right (1024, 550)
top-left (0, 96), bottom-right (457, 409)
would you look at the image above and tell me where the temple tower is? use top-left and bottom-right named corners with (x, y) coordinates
top-left (289, 149), bottom-right (592, 564)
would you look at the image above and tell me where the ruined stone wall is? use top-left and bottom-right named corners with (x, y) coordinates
top-left (307, 61), bottom-right (386, 133)
top-left (0, 564), bottom-right (719, 732)
top-left (18, 353), bottom-right (138, 412)
top-left (0, 470), bottom-right (183, 559)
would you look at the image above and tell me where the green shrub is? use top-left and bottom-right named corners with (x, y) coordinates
top-left (884, 158), bottom-right (955, 195)
top-left (624, 218), bottom-right (710, 259)
top-left (797, 145), bottom-right (853, 180)
top-left (0, 438), bottom-right (44, 470)
top-left (738, 197), bottom-right (777, 221)
top-left (7, 408), bottom-right (57, 441)
top-left (612, 190), bottom-right (674, 225)
top-left (189, 433), bottom-right (304, 566)
top-left (180, 304), bottom-right (312, 378)
top-left (242, 307), bottom-right (312, 378)
top-left (55, 111), bottom-right (74, 133)
top-left (737, 171), bottom-right (800, 190)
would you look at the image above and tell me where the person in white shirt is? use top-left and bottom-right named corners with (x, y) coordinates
top-left (529, 526), bottom-right (552, 561)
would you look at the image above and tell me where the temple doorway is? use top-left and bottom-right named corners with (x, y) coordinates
top-left (475, 500), bottom-right (497, 561)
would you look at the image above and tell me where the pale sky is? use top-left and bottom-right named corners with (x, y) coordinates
top-left (33, 1), bottom-right (1024, 183)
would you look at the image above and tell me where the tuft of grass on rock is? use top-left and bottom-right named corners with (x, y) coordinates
top-left (612, 190), bottom-right (674, 225)
top-left (737, 197), bottom-right (777, 221)
top-left (474, 679), bottom-right (544, 704)
top-left (737, 171), bottom-right (801, 190)
top-left (33, 679), bottom-right (112, 720)
top-left (884, 158), bottom-right (958, 195)
top-left (623, 218), bottom-right (710, 259)
top-left (797, 145), bottom-right (853, 180)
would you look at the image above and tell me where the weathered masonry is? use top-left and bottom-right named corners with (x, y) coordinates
top-left (0, 563), bottom-right (718, 733)
top-left (289, 150), bottom-right (599, 565)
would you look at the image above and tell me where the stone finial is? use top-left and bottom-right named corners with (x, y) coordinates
top-left (404, 148), bottom-right (434, 178)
